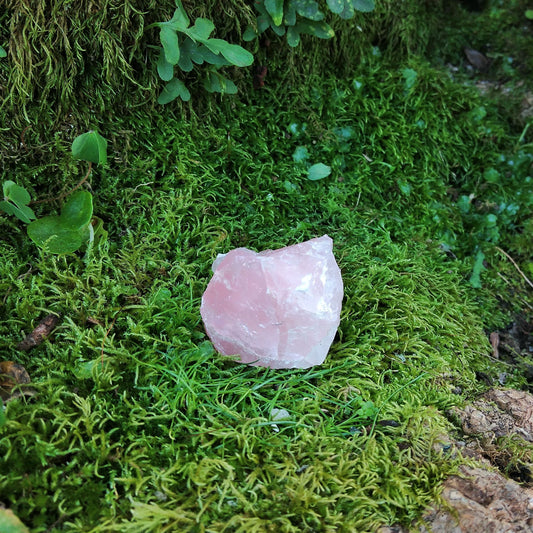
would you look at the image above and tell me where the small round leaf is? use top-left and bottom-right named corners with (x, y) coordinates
top-left (308, 163), bottom-right (332, 180)
top-left (72, 131), bottom-right (108, 165)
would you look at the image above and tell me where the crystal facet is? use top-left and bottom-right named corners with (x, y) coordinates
top-left (200, 235), bottom-right (343, 369)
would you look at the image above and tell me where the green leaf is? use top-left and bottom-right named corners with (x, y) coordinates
top-left (292, 146), bottom-right (309, 163)
top-left (294, 0), bottom-right (324, 21)
top-left (352, 0), bottom-right (375, 12)
top-left (243, 26), bottom-right (258, 41)
top-left (197, 45), bottom-right (230, 66)
top-left (157, 49), bottom-right (174, 81)
top-left (60, 191), bottom-right (93, 230)
top-left (326, 0), bottom-right (345, 14)
top-left (160, 26), bottom-right (180, 65)
top-left (265, 0), bottom-right (284, 26)
top-left (1, 181), bottom-right (36, 223)
top-left (202, 39), bottom-right (253, 67)
top-left (72, 131), bottom-right (108, 165)
top-left (157, 78), bottom-right (191, 104)
top-left (526, 9), bottom-right (533, 19)
top-left (27, 192), bottom-right (94, 254)
top-left (308, 163), bottom-right (331, 180)
top-left (179, 38), bottom-right (204, 71)
top-left (287, 25), bottom-right (300, 46)
top-left (185, 18), bottom-right (215, 42)
top-left (0, 508), bottom-right (30, 533)
top-left (168, 2), bottom-right (190, 30)
top-left (295, 19), bottom-right (334, 39)
top-left (0, 45), bottom-right (6, 58)
top-left (4, 180), bottom-right (31, 206)
top-left (338, 1), bottom-right (355, 19)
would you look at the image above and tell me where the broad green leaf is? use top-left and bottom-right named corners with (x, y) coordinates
top-left (185, 18), bottom-right (215, 42)
top-left (0, 45), bottom-right (6, 58)
top-left (203, 39), bottom-right (253, 67)
top-left (197, 45), bottom-right (230, 66)
top-left (0, 201), bottom-right (36, 224)
top-left (1, 181), bottom-right (36, 223)
top-left (60, 191), bottom-right (93, 229)
top-left (294, 0), bottom-right (324, 21)
top-left (179, 38), bottom-right (204, 71)
top-left (257, 16), bottom-right (271, 33)
top-left (308, 163), bottom-right (331, 180)
top-left (295, 19), bottom-right (334, 39)
top-left (156, 49), bottom-right (174, 81)
top-left (72, 131), bottom-right (107, 165)
top-left (160, 26), bottom-right (180, 65)
top-left (265, 0), bottom-right (284, 26)
top-left (352, 0), bottom-right (375, 12)
top-left (285, 1), bottom-right (297, 25)
top-left (27, 191), bottom-right (93, 253)
top-left (287, 25), bottom-right (300, 46)
top-left (243, 26), bottom-right (258, 41)
top-left (271, 22), bottom-right (286, 36)
top-left (326, 0), bottom-right (345, 14)
top-left (526, 9), bottom-right (533, 19)
top-left (4, 180), bottom-right (31, 206)
top-left (27, 218), bottom-right (88, 254)
top-left (157, 78), bottom-right (191, 104)
top-left (0, 508), bottom-right (30, 533)
top-left (168, 2), bottom-right (190, 30)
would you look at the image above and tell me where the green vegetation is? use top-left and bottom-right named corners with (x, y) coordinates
top-left (1, 0), bottom-right (532, 531)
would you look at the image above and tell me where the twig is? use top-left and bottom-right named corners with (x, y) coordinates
top-left (30, 162), bottom-right (92, 205)
top-left (496, 246), bottom-right (533, 290)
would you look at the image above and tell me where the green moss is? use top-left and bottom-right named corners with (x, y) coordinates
top-left (1, 10), bottom-right (532, 528)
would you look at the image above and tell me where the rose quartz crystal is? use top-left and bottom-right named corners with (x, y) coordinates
top-left (200, 235), bottom-right (343, 369)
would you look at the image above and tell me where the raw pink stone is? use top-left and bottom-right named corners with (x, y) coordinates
top-left (200, 235), bottom-right (343, 369)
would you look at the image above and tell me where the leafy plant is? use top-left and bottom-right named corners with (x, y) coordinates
top-left (0, 181), bottom-right (36, 224)
top-left (1, 131), bottom-right (107, 254)
top-left (244, 0), bottom-right (375, 47)
top-left (0, 45), bottom-right (6, 58)
top-left (148, 1), bottom-right (254, 104)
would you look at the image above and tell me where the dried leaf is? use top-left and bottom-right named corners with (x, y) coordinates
top-left (490, 331), bottom-right (500, 359)
top-left (17, 314), bottom-right (60, 351)
top-left (0, 361), bottom-right (34, 401)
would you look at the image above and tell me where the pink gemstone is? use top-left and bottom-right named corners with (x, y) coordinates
top-left (200, 235), bottom-right (343, 369)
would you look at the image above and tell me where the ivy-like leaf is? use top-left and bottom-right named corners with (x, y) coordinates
top-left (352, 0), bottom-right (375, 13)
top-left (185, 18), bottom-right (215, 42)
top-left (160, 26), bottom-right (180, 65)
top-left (168, 1), bottom-right (190, 30)
top-left (157, 78), bottom-right (191, 104)
top-left (72, 131), bottom-right (107, 165)
top-left (202, 39), bottom-right (253, 67)
top-left (265, 0), bottom-right (284, 26)
top-left (157, 49), bottom-right (174, 81)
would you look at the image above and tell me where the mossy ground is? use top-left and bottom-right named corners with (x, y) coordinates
top-left (1, 2), bottom-right (533, 532)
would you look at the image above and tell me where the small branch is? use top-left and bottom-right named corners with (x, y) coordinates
top-left (30, 162), bottom-right (93, 205)
top-left (496, 246), bottom-right (533, 290)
